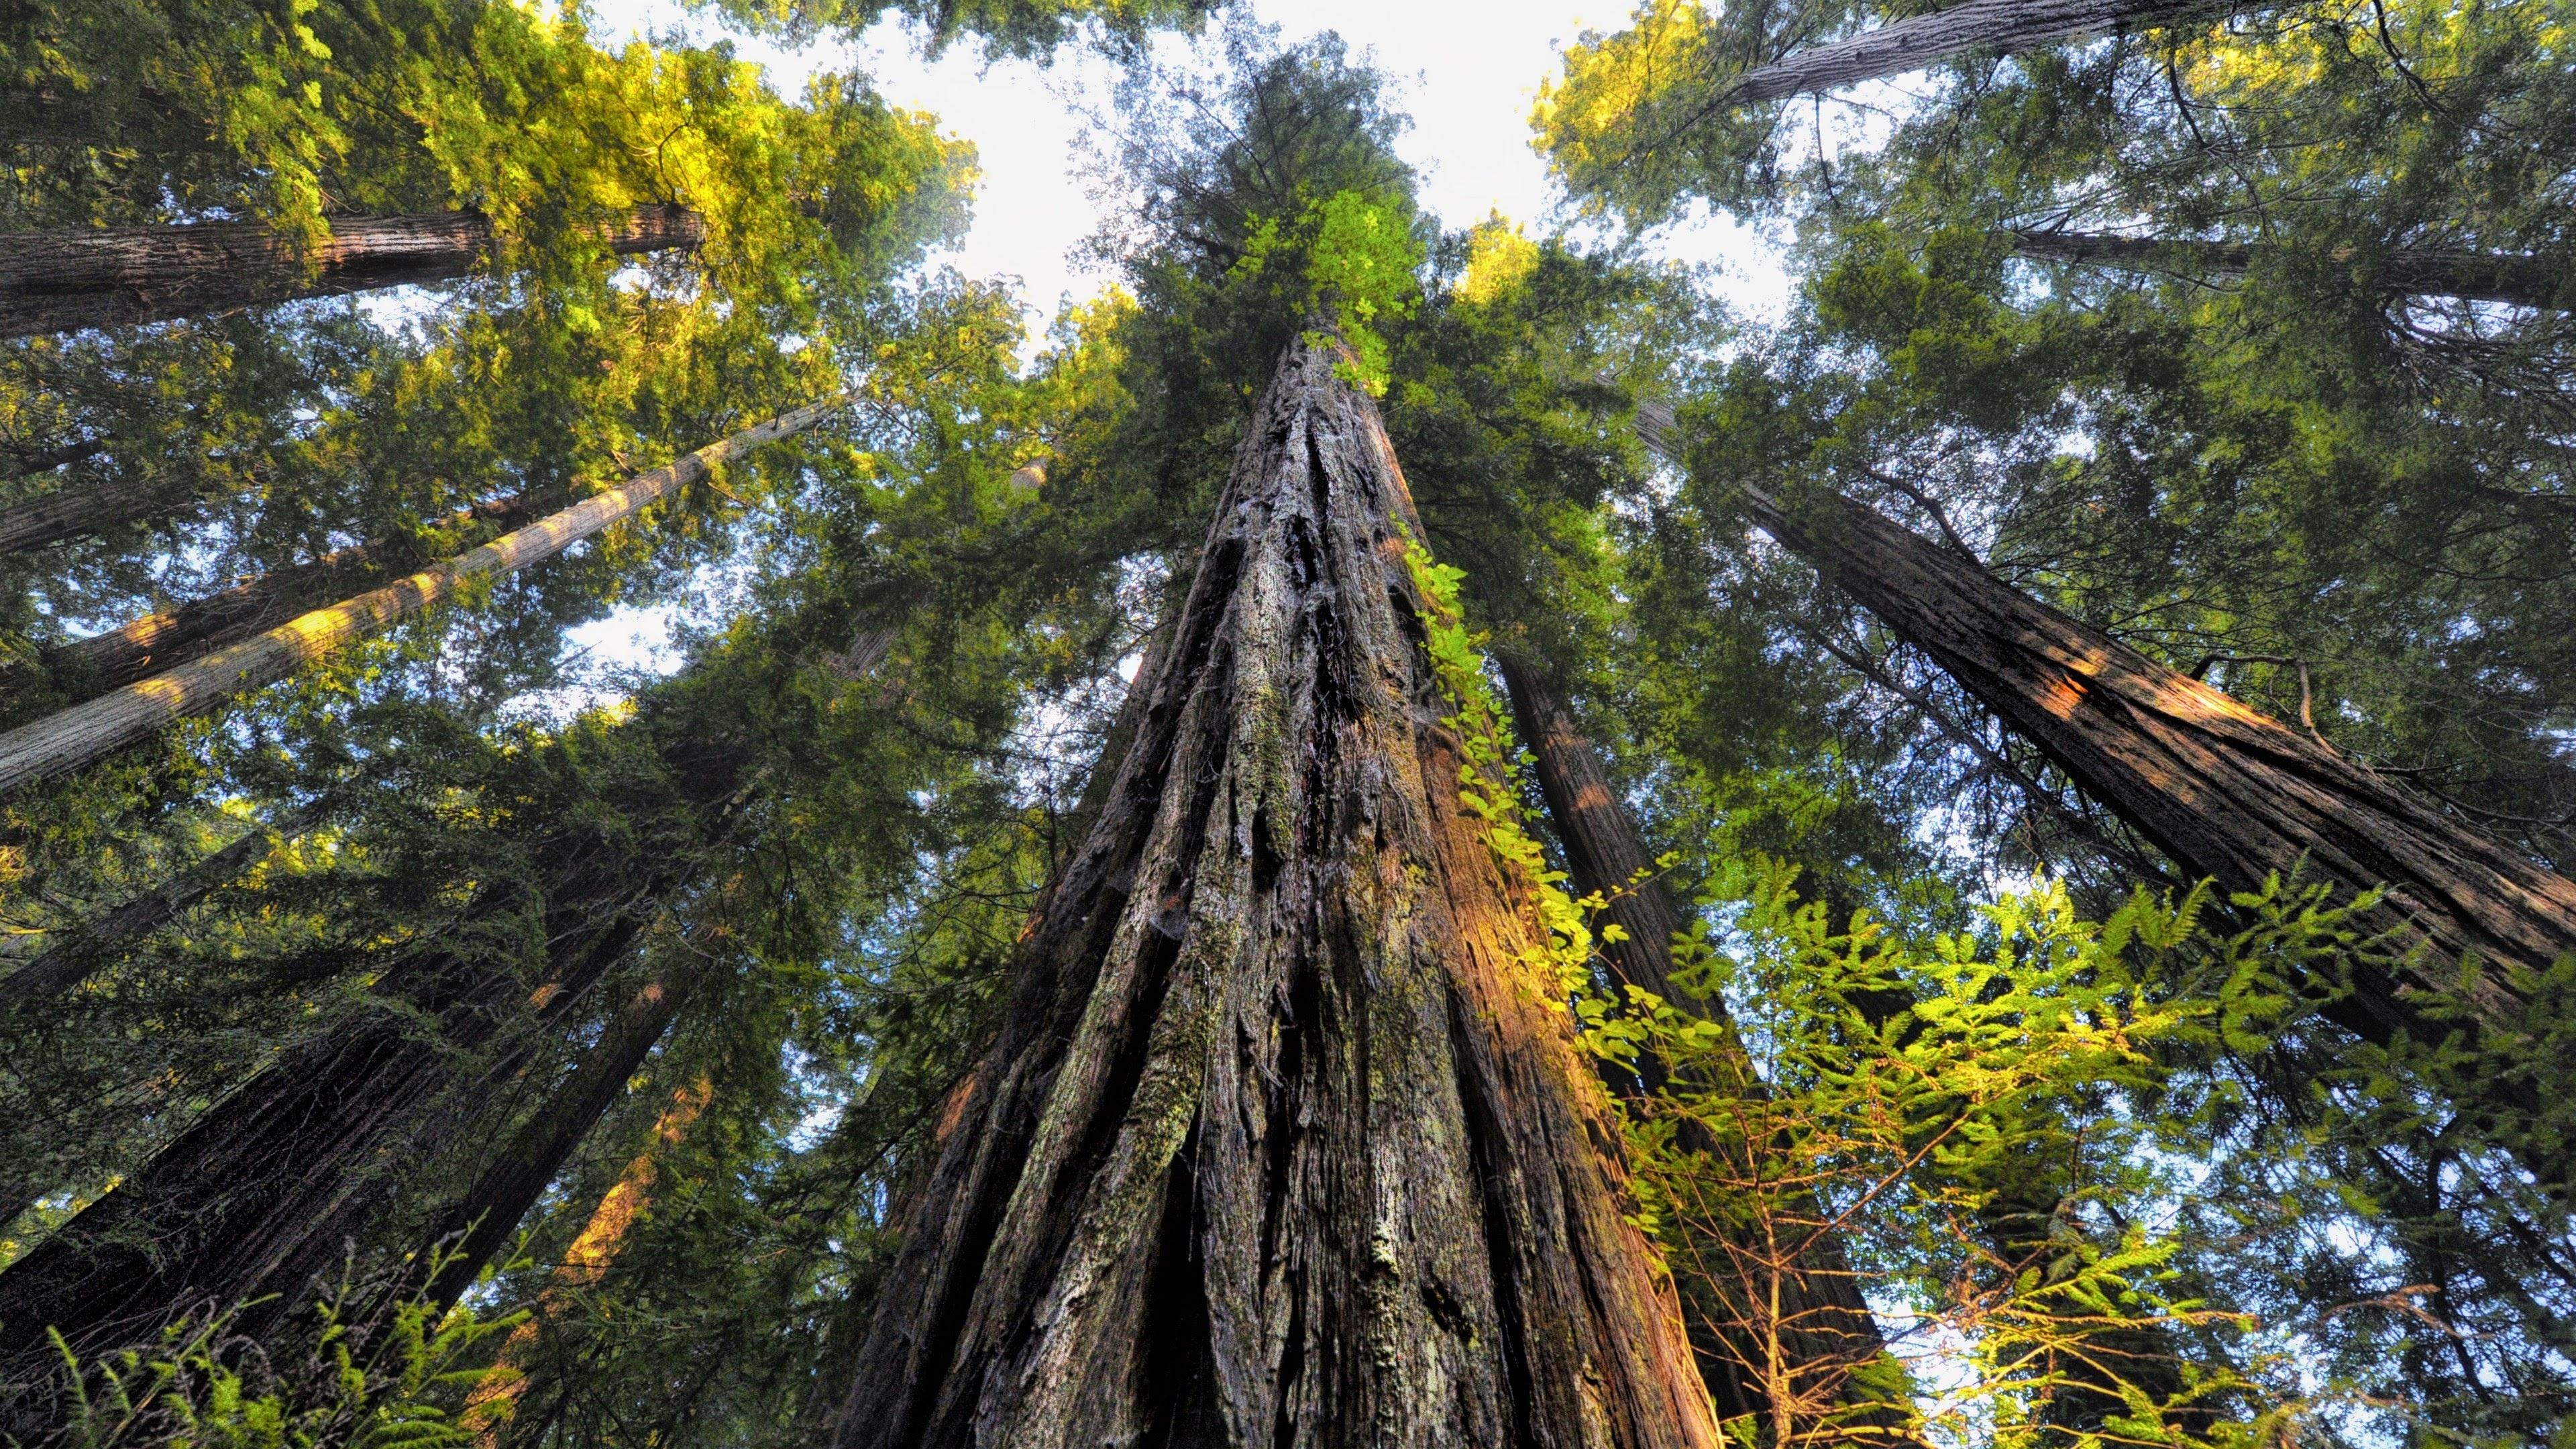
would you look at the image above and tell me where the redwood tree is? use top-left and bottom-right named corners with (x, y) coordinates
top-left (825, 335), bottom-right (1719, 1449)
top-left (1635, 404), bottom-right (2576, 1045)
top-left (0, 207), bottom-right (704, 339)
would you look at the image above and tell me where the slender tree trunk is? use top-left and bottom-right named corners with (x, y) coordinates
top-left (1730, 0), bottom-right (2229, 103)
top-left (22, 495), bottom-right (537, 707)
top-left (0, 206), bottom-right (705, 339)
top-left (1498, 653), bottom-right (1911, 1436)
top-left (0, 802), bottom-right (323, 1010)
top-left (0, 734), bottom-right (745, 1394)
top-left (2010, 231), bottom-right (2569, 309)
top-left (0, 396), bottom-right (845, 795)
top-left (458, 1072), bottom-right (716, 1445)
top-left (1632, 406), bottom-right (2576, 1044)
top-left (826, 336), bottom-right (1719, 1449)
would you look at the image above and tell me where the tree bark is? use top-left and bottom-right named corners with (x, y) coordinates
top-left (457, 1071), bottom-right (716, 1446)
top-left (20, 495), bottom-right (538, 708)
top-left (824, 335), bottom-right (1721, 1449)
top-left (2010, 230), bottom-right (2569, 309)
top-left (0, 396), bottom-right (845, 795)
top-left (0, 802), bottom-right (323, 1010)
top-left (1632, 405), bottom-right (2576, 1046)
top-left (0, 471), bottom-right (205, 557)
top-left (412, 947), bottom-right (708, 1316)
top-left (0, 206), bottom-right (705, 339)
top-left (1497, 653), bottom-right (1909, 1436)
top-left (1730, 0), bottom-right (2229, 103)
top-left (0, 731), bottom-right (747, 1395)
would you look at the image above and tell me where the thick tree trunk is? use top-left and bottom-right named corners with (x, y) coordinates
top-left (1633, 406), bottom-right (2576, 1044)
top-left (0, 206), bottom-right (705, 339)
top-left (1731, 0), bottom-right (2228, 103)
top-left (0, 472), bottom-right (203, 556)
top-left (825, 336), bottom-right (1719, 1449)
top-left (0, 734), bottom-right (745, 1396)
top-left (0, 396), bottom-right (844, 795)
top-left (1497, 653), bottom-right (1908, 1436)
top-left (2010, 231), bottom-right (2569, 309)
top-left (458, 1071), bottom-right (716, 1445)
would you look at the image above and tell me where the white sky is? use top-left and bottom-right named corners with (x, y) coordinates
top-left (555, 0), bottom-right (1788, 686)
top-left (584, 0), bottom-right (1790, 333)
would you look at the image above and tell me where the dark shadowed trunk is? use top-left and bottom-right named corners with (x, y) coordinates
top-left (1730, 0), bottom-right (2232, 103)
top-left (1498, 653), bottom-right (1909, 1438)
top-left (826, 336), bottom-right (1719, 1449)
top-left (0, 207), bottom-right (704, 338)
top-left (2010, 231), bottom-right (2569, 309)
top-left (1633, 406), bottom-right (2576, 1048)
top-left (0, 803), bottom-right (323, 1011)
top-left (0, 731), bottom-right (748, 1405)
top-left (411, 948), bottom-right (708, 1315)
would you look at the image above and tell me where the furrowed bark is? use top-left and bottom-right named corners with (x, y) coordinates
top-left (827, 335), bottom-right (1720, 1449)
top-left (0, 206), bottom-right (705, 339)
top-left (2010, 231), bottom-right (2569, 309)
top-left (1632, 406), bottom-right (2576, 1044)
top-left (0, 396), bottom-right (845, 795)
top-left (0, 472), bottom-right (205, 557)
top-left (1730, 0), bottom-right (2229, 103)
top-left (1498, 653), bottom-right (1908, 1436)
top-left (0, 801), bottom-right (323, 1010)
top-left (0, 733), bottom-right (748, 1394)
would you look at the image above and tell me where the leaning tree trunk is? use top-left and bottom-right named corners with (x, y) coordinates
top-left (0, 206), bottom-right (705, 339)
top-left (0, 731), bottom-right (745, 1401)
top-left (0, 471), bottom-right (212, 557)
top-left (2008, 231), bottom-right (2568, 309)
top-left (1632, 405), bottom-right (2576, 1046)
top-left (0, 395), bottom-right (844, 794)
top-left (0, 801), bottom-right (324, 1010)
top-left (407, 945), bottom-right (706, 1316)
top-left (1730, 0), bottom-right (2232, 103)
top-left (824, 335), bottom-right (1719, 1449)
top-left (17, 494), bottom-right (538, 710)
top-left (1497, 653), bottom-right (1909, 1436)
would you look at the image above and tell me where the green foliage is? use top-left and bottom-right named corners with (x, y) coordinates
top-left (38, 1269), bottom-right (515, 1449)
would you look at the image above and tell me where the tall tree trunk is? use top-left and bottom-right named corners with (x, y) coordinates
top-left (17, 494), bottom-right (537, 709)
top-left (458, 1071), bottom-right (716, 1446)
top-left (1633, 406), bottom-right (2576, 1046)
top-left (1730, 0), bottom-right (2230, 103)
top-left (0, 733), bottom-right (745, 1397)
top-left (0, 802), bottom-right (323, 1010)
top-left (0, 396), bottom-right (845, 795)
top-left (0, 207), bottom-right (704, 339)
top-left (409, 945), bottom-right (706, 1315)
top-left (0, 471), bottom-right (207, 557)
top-left (824, 336), bottom-right (1720, 1449)
top-left (2010, 231), bottom-right (2569, 309)
top-left (1497, 653), bottom-right (1909, 1437)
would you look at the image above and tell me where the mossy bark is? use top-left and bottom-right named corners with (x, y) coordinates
top-left (827, 337), bottom-right (1718, 1449)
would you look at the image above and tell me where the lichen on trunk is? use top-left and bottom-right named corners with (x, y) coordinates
top-left (827, 335), bottom-right (1718, 1449)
